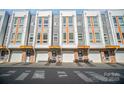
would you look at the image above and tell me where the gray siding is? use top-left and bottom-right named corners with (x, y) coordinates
top-left (52, 15), bottom-right (59, 45)
top-left (0, 12), bottom-right (9, 45)
top-left (77, 15), bottom-right (85, 45)
top-left (28, 15), bottom-right (35, 46)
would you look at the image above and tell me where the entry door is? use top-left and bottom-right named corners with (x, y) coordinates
top-left (10, 51), bottom-right (22, 62)
top-left (104, 51), bottom-right (110, 63)
top-left (78, 50), bottom-right (83, 60)
top-left (36, 51), bottom-right (48, 62)
top-left (62, 51), bottom-right (74, 62)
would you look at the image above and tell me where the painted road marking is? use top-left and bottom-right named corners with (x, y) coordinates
top-left (0, 70), bottom-right (16, 77)
top-left (15, 72), bottom-right (29, 80)
top-left (32, 70), bottom-right (45, 79)
top-left (57, 71), bottom-right (68, 78)
top-left (25, 70), bottom-right (31, 73)
top-left (8, 70), bottom-right (16, 74)
top-left (85, 71), bottom-right (108, 82)
top-left (0, 73), bottom-right (11, 77)
top-left (74, 71), bottom-right (93, 82)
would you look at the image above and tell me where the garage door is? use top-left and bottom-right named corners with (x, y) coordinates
top-left (10, 51), bottom-right (22, 62)
top-left (116, 51), bottom-right (124, 63)
top-left (89, 51), bottom-right (101, 63)
top-left (62, 52), bottom-right (74, 62)
top-left (36, 51), bottom-right (48, 63)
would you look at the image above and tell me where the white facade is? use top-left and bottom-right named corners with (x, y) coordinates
top-left (59, 10), bottom-right (78, 48)
top-left (83, 11), bottom-right (105, 48)
top-left (10, 51), bottom-right (22, 62)
top-left (36, 51), bottom-right (48, 62)
top-left (108, 10), bottom-right (124, 47)
top-left (88, 51), bottom-right (101, 63)
top-left (6, 11), bottom-right (30, 48)
top-left (116, 51), bottom-right (124, 63)
top-left (33, 11), bottom-right (52, 48)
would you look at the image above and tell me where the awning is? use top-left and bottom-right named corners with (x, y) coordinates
top-left (105, 45), bottom-right (120, 48)
top-left (49, 46), bottom-right (61, 49)
top-left (78, 45), bottom-right (90, 49)
top-left (0, 45), bottom-right (6, 49)
top-left (20, 45), bottom-right (33, 49)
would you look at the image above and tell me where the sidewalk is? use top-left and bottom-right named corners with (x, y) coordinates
top-left (0, 62), bottom-right (124, 69)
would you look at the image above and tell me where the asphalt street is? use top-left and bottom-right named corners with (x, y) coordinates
top-left (0, 67), bottom-right (124, 84)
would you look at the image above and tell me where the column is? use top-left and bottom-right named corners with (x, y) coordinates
top-left (74, 49), bottom-right (78, 63)
top-left (101, 51), bottom-right (106, 63)
top-left (83, 50), bottom-right (89, 62)
top-left (22, 50), bottom-right (26, 62)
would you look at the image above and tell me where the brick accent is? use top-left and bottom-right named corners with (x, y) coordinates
top-left (29, 54), bottom-right (35, 63)
top-left (110, 50), bottom-right (116, 63)
top-left (101, 51), bottom-right (106, 63)
top-left (83, 50), bottom-right (89, 62)
top-left (22, 50), bottom-right (26, 62)
top-left (74, 50), bottom-right (78, 63)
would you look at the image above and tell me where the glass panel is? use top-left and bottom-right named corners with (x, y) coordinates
top-left (17, 33), bottom-right (22, 41)
top-left (116, 33), bottom-right (120, 40)
top-left (95, 33), bottom-right (101, 42)
top-left (20, 17), bottom-right (24, 25)
top-left (69, 33), bottom-right (74, 39)
top-left (69, 16), bottom-right (72, 23)
top-left (43, 33), bottom-right (48, 40)
top-left (14, 17), bottom-right (18, 24)
top-left (93, 16), bottom-right (98, 26)
top-left (44, 17), bottom-right (48, 24)
top-left (37, 33), bottom-right (40, 40)
top-left (63, 33), bottom-right (66, 39)
top-left (29, 34), bottom-right (33, 42)
top-left (38, 17), bottom-right (42, 25)
top-left (63, 17), bottom-right (66, 24)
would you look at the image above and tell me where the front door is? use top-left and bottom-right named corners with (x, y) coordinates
top-left (52, 50), bottom-right (57, 63)
top-left (104, 51), bottom-right (110, 63)
top-left (78, 50), bottom-right (83, 61)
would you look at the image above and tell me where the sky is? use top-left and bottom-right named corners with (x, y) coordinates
top-left (0, 0), bottom-right (124, 9)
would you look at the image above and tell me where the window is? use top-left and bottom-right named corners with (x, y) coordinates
top-left (116, 33), bottom-right (121, 42)
top-left (118, 16), bottom-right (124, 26)
top-left (69, 33), bottom-right (74, 39)
top-left (63, 17), bottom-right (66, 24)
top-left (43, 33), bottom-right (48, 43)
top-left (93, 16), bottom-right (98, 26)
top-left (44, 17), bottom-right (48, 24)
top-left (29, 33), bottom-right (33, 42)
top-left (37, 33), bottom-right (40, 43)
top-left (17, 33), bottom-right (22, 41)
top-left (14, 17), bottom-right (24, 25)
top-left (53, 34), bottom-right (58, 42)
top-left (113, 16), bottom-right (117, 26)
top-left (89, 33), bottom-right (93, 42)
top-left (38, 17), bottom-right (42, 25)
top-left (69, 16), bottom-right (73, 26)
top-left (87, 16), bottom-right (98, 26)
top-left (87, 16), bottom-right (91, 26)
top-left (69, 33), bottom-right (74, 43)
top-left (78, 34), bottom-right (83, 44)
top-left (63, 33), bottom-right (66, 43)
top-left (113, 16), bottom-right (124, 26)
top-left (63, 33), bottom-right (66, 39)
top-left (18, 25), bottom-right (23, 32)
top-left (20, 17), bottom-right (24, 25)
top-left (95, 33), bottom-right (101, 42)
top-left (14, 17), bottom-right (18, 24)
top-left (43, 33), bottom-right (48, 40)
